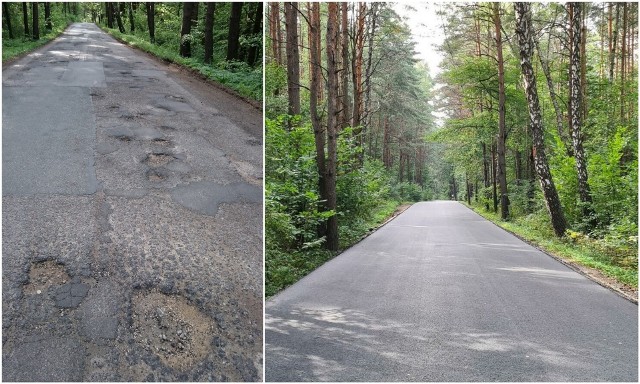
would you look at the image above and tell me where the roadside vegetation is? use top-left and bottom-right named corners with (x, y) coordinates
top-left (2, 3), bottom-right (80, 62)
top-left (266, 3), bottom-right (436, 296)
top-left (468, 204), bottom-right (638, 290)
top-left (90, 2), bottom-right (262, 101)
top-left (434, 2), bottom-right (637, 291)
top-left (2, 3), bottom-right (262, 101)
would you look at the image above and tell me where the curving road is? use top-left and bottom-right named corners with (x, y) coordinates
top-left (265, 201), bottom-right (637, 382)
top-left (3, 23), bottom-right (262, 381)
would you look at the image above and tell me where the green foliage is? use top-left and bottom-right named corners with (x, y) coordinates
top-left (2, 3), bottom-right (78, 62)
top-left (98, 2), bottom-right (262, 101)
top-left (103, 27), bottom-right (261, 101)
top-left (265, 116), bottom-right (404, 296)
top-left (390, 182), bottom-right (423, 202)
top-left (433, 2), bottom-right (638, 288)
top-left (265, 62), bottom-right (288, 117)
top-left (470, 203), bottom-right (638, 288)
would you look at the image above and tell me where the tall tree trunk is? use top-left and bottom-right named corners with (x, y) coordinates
top-left (309, 1), bottom-right (328, 242)
top-left (247, 3), bottom-right (262, 66)
top-left (31, 2), bottom-right (39, 40)
top-left (114, 2), bottom-right (126, 33)
top-left (352, 3), bottom-right (366, 165)
top-left (352, 3), bottom-right (366, 132)
top-left (4, 3), bottom-right (14, 39)
top-left (466, 173), bottom-right (471, 205)
top-left (339, 2), bottom-right (350, 130)
top-left (569, 2), bottom-right (594, 225)
top-left (580, 6), bottom-right (587, 122)
top-left (146, 2), bottom-right (155, 43)
top-left (269, 3), bottom-right (280, 64)
top-left (22, 2), bottom-right (29, 37)
top-left (284, 2), bottom-right (300, 117)
top-left (204, 3), bottom-right (215, 64)
top-left (609, 3), bottom-right (620, 82)
top-left (128, 2), bottom-right (135, 33)
top-left (491, 141), bottom-right (498, 212)
top-left (106, 3), bottom-right (114, 28)
top-left (226, 2), bottom-right (242, 61)
top-left (325, 2), bottom-right (340, 251)
top-left (620, 2), bottom-right (627, 121)
top-left (363, 3), bottom-right (378, 143)
top-left (43, 2), bottom-right (51, 31)
top-left (180, 2), bottom-right (195, 57)
top-left (493, 3), bottom-right (509, 220)
top-left (515, 2), bottom-right (568, 237)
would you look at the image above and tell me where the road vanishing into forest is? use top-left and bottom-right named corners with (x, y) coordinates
top-left (266, 201), bottom-right (638, 382)
top-left (3, 23), bottom-right (262, 381)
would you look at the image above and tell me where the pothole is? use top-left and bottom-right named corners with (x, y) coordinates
top-left (166, 94), bottom-right (185, 102)
top-left (230, 159), bottom-right (262, 186)
top-left (147, 168), bottom-right (168, 182)
top-left (145, 153), bottom-right (175, 167)
top-left (152, 138), bottom-right (172, 147)
top-left (116, 135), bottom-right (132, 142)
top-left (131, 290), bottom-right (214, 371)
top-left (24, 260), bottom-right (69, 295)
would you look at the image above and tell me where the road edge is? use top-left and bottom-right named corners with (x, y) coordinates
top-left (266, 202), bottom-right (412, 303)
top-left (2, 23), bottom-right (73, 70)
top-left (96, 25), bottom-right (262, 111)
top-left (459, 202), bottom-right (638, 305)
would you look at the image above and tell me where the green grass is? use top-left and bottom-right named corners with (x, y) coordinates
top-left (466, 203), bottom-right (638, 289)
top-left (101, 27), bottom-right (262, 102)
top-left (2, 23), bottom-right (71, 62)
top-left (266, 200), bottom-right (405, 298)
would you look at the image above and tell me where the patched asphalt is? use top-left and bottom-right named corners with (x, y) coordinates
top-left (3, 23), bottom-right (262, 382)
top-left (265, 201), bottom-right (638, 382)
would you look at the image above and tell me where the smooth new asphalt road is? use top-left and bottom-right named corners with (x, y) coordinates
top-left (3, 23), bottom-right (262, 381)
top-left (265, 201), bottom-right (638, 382)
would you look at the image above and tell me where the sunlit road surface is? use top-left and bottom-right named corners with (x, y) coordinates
top-left (266, 201), bottom-right (637, 382)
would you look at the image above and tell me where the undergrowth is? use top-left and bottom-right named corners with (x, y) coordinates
top-left (266, 200), bottom-right (402, 298)
top-left (2, 22), bottom-right (72, 62)
top-left (102, 28), bottom-right (262, 101)
top-left (466, 203), bottom-right (638, 289)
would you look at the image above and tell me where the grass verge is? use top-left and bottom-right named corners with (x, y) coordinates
top-left (100, 27), bottom-right (262, 102)
top-left (465, 203), bottom-right (638, 298)
top-left (266, 200), bottom-right (408, 298)
top-left (2, 23), bottom-right (71, 63)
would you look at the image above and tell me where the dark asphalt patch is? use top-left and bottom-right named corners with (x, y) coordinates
top-left (2, 86), bottom-right (98, 196)
top-left (170, 181), bottom-right (262, 216)
top-left (55, 278), bottom-right (90, 308)
top-left (3, 337), bottom-right (86, 381)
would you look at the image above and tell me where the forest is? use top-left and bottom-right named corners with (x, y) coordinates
top-left (265, 2), bottom-right (638, 296)
top-left (2, 2), bottom-right (262, 101)
top-left (2, 2), bottom-right (81, 61)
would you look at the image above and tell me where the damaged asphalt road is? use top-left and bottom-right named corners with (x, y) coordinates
top-left (2, 23), bottom-right (263, 382)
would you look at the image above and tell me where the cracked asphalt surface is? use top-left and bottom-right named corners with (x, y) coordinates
top-left (3, 23), bottom-right (262, 381)
top-left (266, 201), bottom-right (638, 382)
